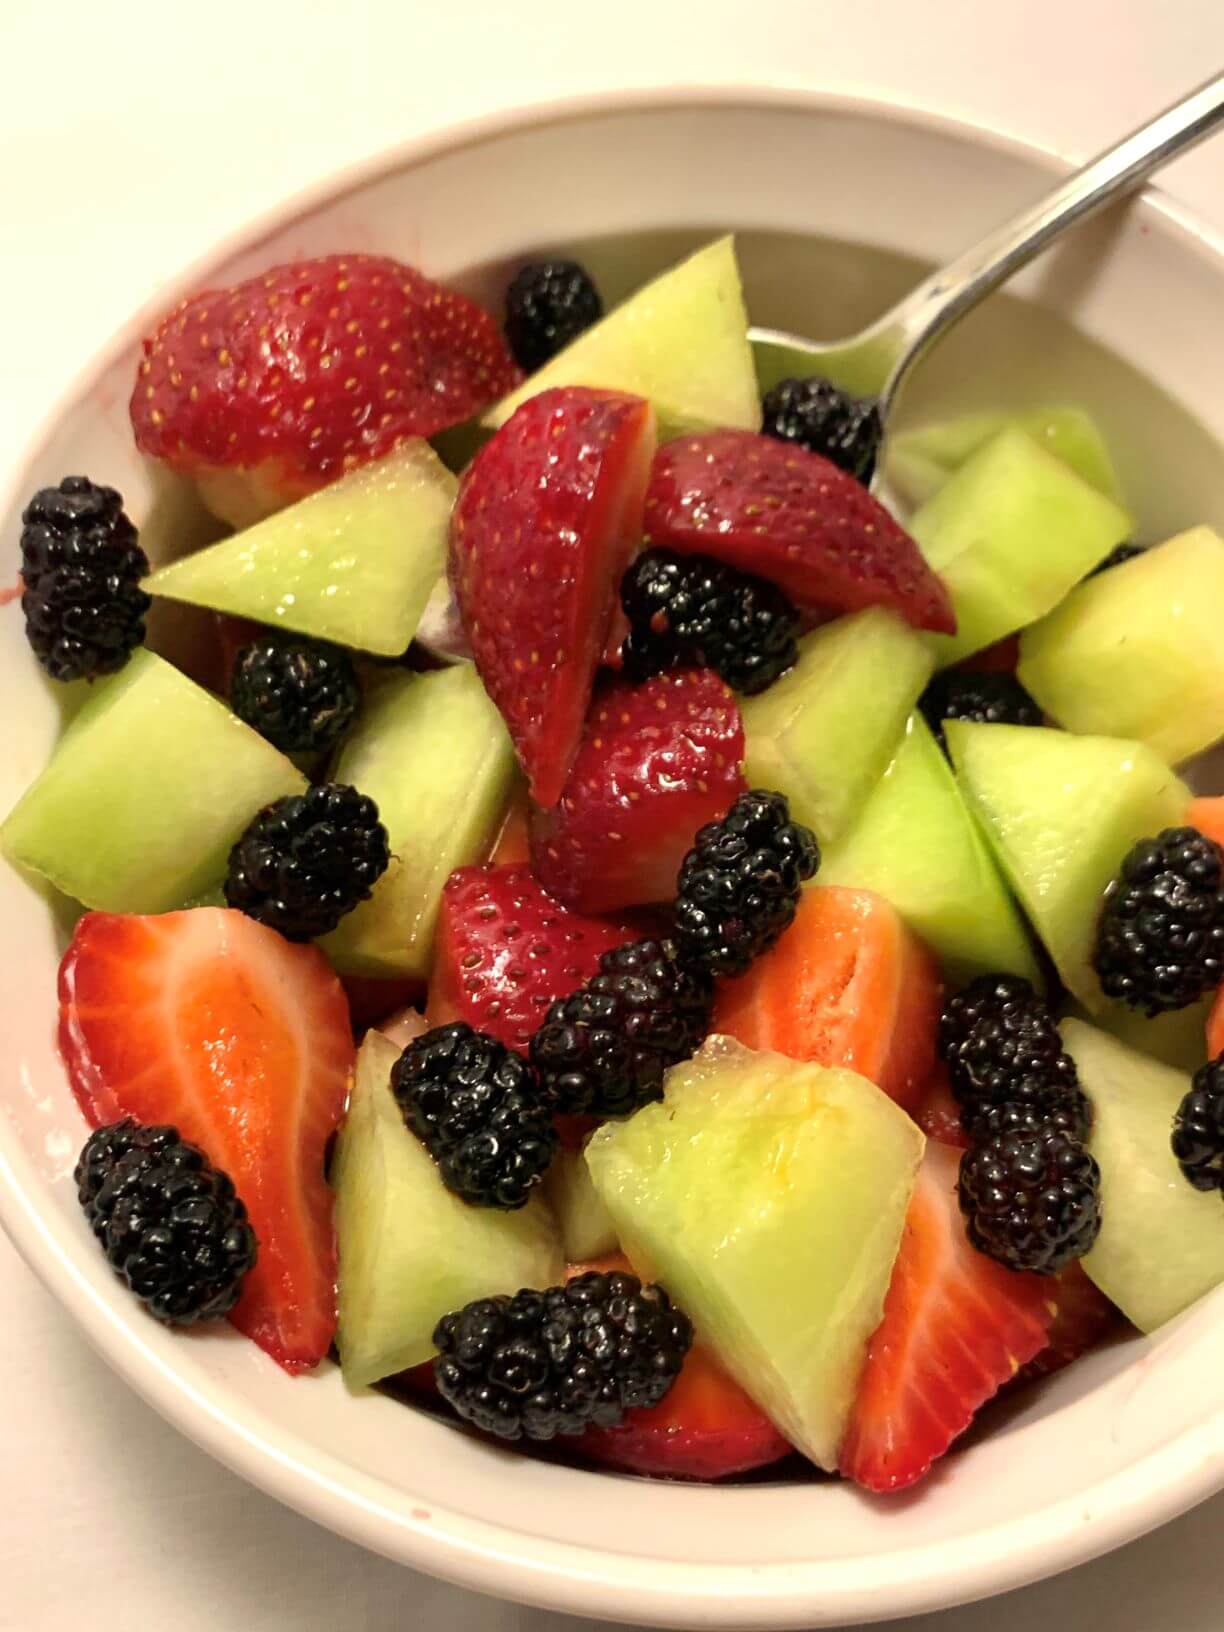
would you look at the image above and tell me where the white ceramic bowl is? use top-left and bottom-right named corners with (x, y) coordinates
top-left (3, 88), bottom-right (1224, 1631)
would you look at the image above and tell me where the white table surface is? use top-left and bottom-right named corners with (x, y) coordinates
top-left (2, 2), bottom-right (1223, 1628)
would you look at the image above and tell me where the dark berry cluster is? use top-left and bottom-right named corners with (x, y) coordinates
top-left (230, 633), bottom-right (361, 755)
top-left (919, 670), bottom-right (1042, 750)
top-left (503, 259), bottom-right (603, 372)
top-left (1093, 828), bottom-right (1224, 1014)
top-left (759, 376), bottom-right (881, 484)
top-left (1172, 1058), bottom-right (1224, 1195)
top-left (958, 1126), bottom-right (1102, 1275)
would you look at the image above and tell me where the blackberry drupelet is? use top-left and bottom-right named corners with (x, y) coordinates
top-left (504, 259), bottom-right (603, 372)
top-left (958, 1126), bottom-right (1101, 1275)
top-left (1093, 827), bottom-right (1224, 1013)
top-left (969, 1093), bottom-right (1092, 1144)
top-left (433, 1269), bottom-right (693, 1440)
top-left (230, 633), bottom-right (361, 755)
top-left (391, 1022), bottom-right (557, 1208)
top-left (759, 376), bottom-right (882, 483)
top-left (224, 782), bottom-right (390, 941)
top-left (75, 1119), bottom-right (257, 1324)
top-left (1090, 542), bottom-right (1147, 576)
top-left (19, 475), bottom-right (150, 681)
top-left (673, 791), bottom-right (820, 977)
top-left (1172, 1059), bottom-right (1224, 1193)
top-left (919, 669), bottom-right (1043, 749)
top-left (619, 549), bottom-right (800, 694)
top-left (530, 938), bottom-right (712, 1118)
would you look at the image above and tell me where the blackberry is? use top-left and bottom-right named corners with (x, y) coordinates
top-left (75, 1119), bottom-right (257, 1324)
top-left (919, 669), bottom-right (1042, 749)
top-left (433, 1269), bottom-right (693, 1440)
top-left (759, 376), bottom-right (882, 483)
top-left (1090, 542), bottom-right (1147, 576)
top-left (19, 475), bottom-right (150, 681)
top-left (969, 1093), bottom-right (1092, 1144)
top-left (1172, 1059), bottom-right (1224, 1193)
top-left (958, 1127), bottom-right (1102, 1275)
top-left (230, 633), bottom-right (360, 755)
top-left (224, 782), bottom-right (390, 941)
top-left (530, 938), bottom-right (712, 1117)
top-left (391, 1022), bottom-right (557, 1208)
top-left (504, 259), bottom-right (603, 372)
top-left (619, 549), bottom-right (799, 694)
top-left (1093, 827), bottom-right (1224, 1013)
top-left (674, 791), bottom-right (820, 977)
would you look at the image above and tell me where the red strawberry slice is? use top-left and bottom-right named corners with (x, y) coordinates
top-left (1019, 1262), bottom-right (1119, 1381)
top-left (449, 387), bottom-right (657, 806)
top-left (913, 1063), bottom-right (971, 1149)
top-left (839, 1140), bottom-right (1053, 1493)
top-left (426, 864), bottom-right (634, 1053)
top-left (645, 430), bottom-right (955, 634)
top-left (530, 668), bottom-right (747, 913)
top-left (956, 633), bottom-right (1021, 674)
top-left (130, 254), bottom-right (517, 526)
top-left (58, 908), bottom-right (354, 1372)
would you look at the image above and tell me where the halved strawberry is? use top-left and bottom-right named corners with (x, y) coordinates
top-left (449, 387), bottom-right (657, 806)
top-left (913, 1063), bottom-right (971, 1150)
top-left (956, 633), bottom-right (1021, 674)
top-left (341, 974), bottom-right (426, 1034)
top-left (839, 1140), bottom-right (1053, 1493)
top-left (426, 864), bottom-right (633, 1053)
top-left (530, 668), bottom-right (747, 913)
top-left (1019, 1262), bottom-right (1120, 1381)
top-left (489, 787), bottom-right (532, 867)
top-left (58, 908), bottom-right (354, 1372)
top-left (131, 254), bottom-right (518, 527)
top-left (644, 430), bottom-right (954, 633)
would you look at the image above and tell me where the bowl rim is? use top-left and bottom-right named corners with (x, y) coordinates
top-left (3, 81), bottom-right (1224, 1630)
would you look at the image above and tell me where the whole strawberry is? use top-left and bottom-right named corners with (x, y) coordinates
top-left (130, 254), bottom-right (517, 527)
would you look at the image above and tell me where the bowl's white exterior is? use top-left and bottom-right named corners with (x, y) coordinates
top-left (2, 88), bottom-right (1223, 1631)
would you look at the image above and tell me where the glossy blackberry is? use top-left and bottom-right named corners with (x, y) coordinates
top-left (224, 782), bottom-right (390, 941)
top-left (75, 1119), bottom-right (257, 1324)
top-left (1093, 827), bottom-right (1224, 1013)
top-left (19, 475), bottom-right (150, 681)
top-left (529, 938), bottom-right (712, 1117)
top-left (619, 549), bottom-right (799, 694)
top-left (433, 1270), bottom-right (693, 1440)
top-left (1172, 1058), bottom-right (1224, 1193)
top-left (759, 376), bottom-right (882, 483)
top-left (958, 1127), bottom-right (1101, 1275)
top-left (919, 669), bottom-right (1042, 749)
top-left (673, 791), bottom-right (820, 977)
top-left (969, 1092), bottom-right (1092, 1144)
top-left (391, 1022), bottom-right (557, 1208)
top-left (230, 634), bottom-right (361, 755)
top-left (504, 259), bottom-right (603, 372)
top-left (1089, 541), bottom-right (1147, 576)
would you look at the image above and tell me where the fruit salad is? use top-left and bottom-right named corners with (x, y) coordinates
top-left (6, 235), bottom-right (1224, 1495)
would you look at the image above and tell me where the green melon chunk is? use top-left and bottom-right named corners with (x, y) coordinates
top-left (1064, 999), bottom-right (1209, 1075)
top-left (910, 428), bottom-right (1132, 665)
top-left (739, 608), bottom-right (934, 843)
top-left (542, 1146), bottom-right (619, 1262)
top-left (1019, 527), bottom-right (1224, 765)
top-left (484, 237), bottom-right (759, 440)
top-left (143, 441), bottom-right (456, 656)
top-left (821, 713), bottom-right (1041, 986)
top-left (585, 1037), bottom-right (923, 1470)
top-left (322, 666), bottom-right (515, 977)
top-left (1, 649), bottom-right (305, 912)
top-left (1063, 1019), bottom-right (1224, 1332)
top-left (334, 1031), bottom-right (563, 1389)
top-left (947, 721), bottom-right (1189, 1010)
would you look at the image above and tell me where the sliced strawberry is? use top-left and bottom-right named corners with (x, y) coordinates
top-left (530, 668), bottom-right (747, 913)
top-left (1187, 796), bottom-right (1224, 855)
top-left (1211, 988), bottom-right (1224, 1061)
top-left (956, 633), bottom-right (1021, 674)
top-left (58, 908), bottom-right (354, 1372)
top-left (131, 254), bottom-right (517, 526)
top-left (839, 1140), bottom-right (1053, 1493)
top-left (1019, 1262), bottom-right (1119, 1381)
top-left (449, 387), bottom-right (657, 806)
top-left (426, 864), bottom-right (633, 1053)
top-left (644, 430), bottom-right (954, 633)
top-left (913, 1063), bottom-right (971, 1149)
top-left (341, 974), bottom-right (426, 1034)
top-left (489, 788), bottom-right (532, 867)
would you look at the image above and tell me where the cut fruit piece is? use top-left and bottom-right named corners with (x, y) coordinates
top-left (739, 609), bottom-right (934, 843)
top-left (585, 1036), bottom-right (924, 1469)
top-left (1188, 796), bottom-right (1224, 852)
top-left (483, 237), bottom-right (759, 440)
top-left (1064, 998), bottom-right (1209, 1074)
top-left (839, 1140), bottom-right (1052, 1493)
top-left (821, 713), bottom-right (1042, 987)
top-left (544, 1149), bottom-right (620, 1262)
top-left (1, 648), bottom-right (305, 913)
top-left (59, 908), bottom-right (353, 1371)
top-left (1019, 1261), bottom-right (1119, 1381)
top-left (910, 428), bottom-right (1132, 665)
top-left (886, 406), bottom-right (1122, 511)
top-left (1211, 987), bottom-right (1224, 1059)
top-left (913, 1065), bottom-right (970, 1150)
top-left (488, 786), bottom-right (531, 866)
top-left (322, 667), bottom-right (515, 978)
top-left (333, 1030), bottom-right (562, 1389)
top-left (947, 722), bottom-right (1189, 1009)
top-left (1062, 1018), bottom-right (1224, 1331)
top-left (142, 441), bottom-right (456, 657)
top-left (1018, 528), bottom-right (1224, 765)
top-left (713, 886), bottom-right (942, 1115)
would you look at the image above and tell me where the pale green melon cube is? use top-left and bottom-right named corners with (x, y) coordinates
top-left (542, 1147), bottom-right (619, 1263)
